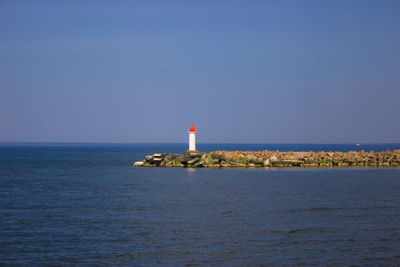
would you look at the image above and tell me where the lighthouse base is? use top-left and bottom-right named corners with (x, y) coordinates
top-left (184, 150), bottom-right (203, 159)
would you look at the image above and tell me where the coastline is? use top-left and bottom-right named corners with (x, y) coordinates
top-left (134, 149), bottom-right (400, 168)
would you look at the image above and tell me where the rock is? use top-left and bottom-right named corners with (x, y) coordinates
top-left (186, 150), bottom-right (204, 157)
top-left (193, 161), bottom-right (204, 167)
top-left (235, 157), bottom-right (250, 164)
top-left (183, 150), bottom-right (203, 161)
top-left (187, 157), bottom-right (200, 165)
top-left (204, 164), bottom-right (221, 168)
top-left (263, 159), bottom-right (270, 167)
top-left (145, 155), bottom-right (153, 161)
top-left (133, 161), bottom-right (144, 166)
top-left (152, 153), bottom-right (164, 162)
top-left (203, 153), bottom-right (214, 165)
top-left (220, 161), bottom-right (230, 168)
top-left (211, 153), bottom-right (224, 160)
top-left (175, 161), bottom-right (184, 167)
top-left (153, 157), bottom-right (162, 163)
top-left (166, 160), bottom-right (184, 167)
top-left (229, 162), bottom-right (246, 168)
top-left (247, 155), bottom-right (258, 163)
top-left (270, 155), bottom-right (278, 161)
top-left (256, 158), bottom-right (264, 164)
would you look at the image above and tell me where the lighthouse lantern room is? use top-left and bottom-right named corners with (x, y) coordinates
top-left (188, 125), bottom-right (196, 151)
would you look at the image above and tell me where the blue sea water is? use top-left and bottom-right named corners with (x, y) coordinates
top-left (1, 143), bottom-right (400, 265)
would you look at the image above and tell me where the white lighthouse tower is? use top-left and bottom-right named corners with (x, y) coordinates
top-left (188, 124), bottom-right (196, 151)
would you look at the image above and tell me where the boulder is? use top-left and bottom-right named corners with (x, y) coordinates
top-left (204, 164), bottom-right (221, 168)
top-left (229, 162), bottom-right (246, 168)
top-left (193, 161), bottom-right (204, 167)
top-left (183, 150), bottom-right (203, 161)
top-left (202, 153), bottom-right (214, 165)
top-left (152, 157), bottom-right (162, 163)
top-left (166, 160), bottom-right (185, 167)
top-left (152, 153), bottom-right (164, 163)
top-left (256, 158), bottom-right (264, 164)
top-left (133, 161), bottom-right (144, 166)
top-left (186, 150), bottom-right (204, 157)
top-left (246, 155), bottom-right (258, 163)
top-left (187, 157), bottom-right (200, 165)
top-left (211, 153), bottom-right (225, 160)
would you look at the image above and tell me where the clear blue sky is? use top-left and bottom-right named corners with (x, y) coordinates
top-left (1, 0), bottom-right (399, 143)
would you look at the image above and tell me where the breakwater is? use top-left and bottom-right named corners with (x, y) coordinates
top-left (134, 149), bottom-right (400, 168)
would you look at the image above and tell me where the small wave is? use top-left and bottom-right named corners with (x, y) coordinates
top-left (287, 228), bottom-right (316, 234)
top-left (286, 227), bottom-right (335, 235)
top-left (282, 207), bottom-right (344, 213)
top-left (262, 227), bottom-right (333, 235)
top-left (363, 255), bottom-right (400, 262)
top-left (278, 206), bottom-right (395, 214)
top-left (220, 210), bottom-right (233, 215)
top-left (262, 229), bottom-right (283, 234)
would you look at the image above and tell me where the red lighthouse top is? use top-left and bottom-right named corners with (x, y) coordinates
top-left (189, 124), bottom-right (196, 133)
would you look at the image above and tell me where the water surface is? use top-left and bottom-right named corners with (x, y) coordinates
top-left (1, 144), bottom-right (400, 265)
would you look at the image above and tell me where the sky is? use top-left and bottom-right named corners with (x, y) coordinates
top-left (0, 0), bottom-right (399, 143)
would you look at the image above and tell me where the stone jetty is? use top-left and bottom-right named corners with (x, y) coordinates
top-left (133, 149), bottom-right (400, 168)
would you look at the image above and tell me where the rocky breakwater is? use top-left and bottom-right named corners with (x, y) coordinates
top-left (133, 149), bottom-right (400, 168)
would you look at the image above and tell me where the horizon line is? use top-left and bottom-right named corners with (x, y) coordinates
top-left (0, 141), bottom-right (399, 146)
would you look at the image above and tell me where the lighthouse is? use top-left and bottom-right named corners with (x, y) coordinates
top-left (188, 124), bottom-right (196, 151)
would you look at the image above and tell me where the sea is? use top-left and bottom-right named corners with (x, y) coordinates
top-left (1, 143), bottom-right (400, 266)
